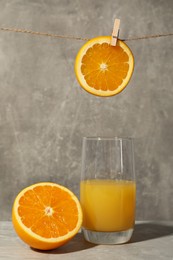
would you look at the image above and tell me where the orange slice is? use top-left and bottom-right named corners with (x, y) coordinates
top-left (12, 182), bottom-right (83, 250)
top-left (75, 36), bottom-right (134, 97)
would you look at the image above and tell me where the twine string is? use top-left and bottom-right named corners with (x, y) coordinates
top-left (0, 27), bottom-right (173, 41)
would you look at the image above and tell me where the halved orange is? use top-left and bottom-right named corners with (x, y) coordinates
top-left (12, 182), bottom-right (83, 250)
top-left (75, 36), bottom-right (134, 97)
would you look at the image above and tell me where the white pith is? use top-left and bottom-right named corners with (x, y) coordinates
top-left (100, 63), bottom-right (108, 71)
top-left (44, 206), bottom-right (54, 216)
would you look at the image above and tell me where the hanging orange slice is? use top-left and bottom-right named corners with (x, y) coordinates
top-left (12, 182), bottom-right (83, 250)
top-left (75, 36), bottom-right (134, 97)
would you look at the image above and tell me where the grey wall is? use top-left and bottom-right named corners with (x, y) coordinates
top-left (0, 0), bottom-right (173, 221)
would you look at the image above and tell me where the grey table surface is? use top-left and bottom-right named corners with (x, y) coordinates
top-left (0, 221), bottom-right (173, 260)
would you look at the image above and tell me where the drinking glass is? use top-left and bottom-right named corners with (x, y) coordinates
top-left (80, 137), bottom-right (136, 244)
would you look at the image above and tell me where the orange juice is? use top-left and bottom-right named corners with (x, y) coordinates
top-left (80, 179), bottom-right (136, 232)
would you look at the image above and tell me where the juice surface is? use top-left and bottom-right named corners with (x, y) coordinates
top-left (80, 179), bottom-right (136, 232)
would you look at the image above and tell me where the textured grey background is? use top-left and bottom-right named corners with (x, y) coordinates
top-left (0, 0), bottom-right (173, 221)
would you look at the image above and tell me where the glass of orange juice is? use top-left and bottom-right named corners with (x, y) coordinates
top-left (80, 137), bottom-right (136, 244)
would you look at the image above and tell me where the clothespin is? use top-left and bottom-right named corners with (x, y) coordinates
top-left (111, 19), bottom-right (120, 46)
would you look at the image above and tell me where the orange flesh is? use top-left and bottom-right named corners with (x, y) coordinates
top-left (81, 43), bottom-right (129, 91)
top-left (18, 185), bottom-right (78, 238)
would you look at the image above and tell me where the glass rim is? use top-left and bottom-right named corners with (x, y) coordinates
top-left (83, 136), bottom-right (134, 141)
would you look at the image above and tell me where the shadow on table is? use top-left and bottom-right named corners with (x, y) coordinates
top-left (31, 232), bottom-right (96, 254)
top-left (131, 222), bottom-right (173, 243)
top-left (31, 222), bottom-right (173, 252)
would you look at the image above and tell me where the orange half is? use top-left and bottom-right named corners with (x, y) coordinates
top-left (12, 182), bottom-right (83, 250)
top-left (75, 36), bottom-right (134, 97)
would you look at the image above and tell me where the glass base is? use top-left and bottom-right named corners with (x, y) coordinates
top-left (82, 228), bottom-right (134, 245)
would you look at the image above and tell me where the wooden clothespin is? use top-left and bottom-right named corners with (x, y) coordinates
top-left (111, 19), bottom-right (120, 46)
